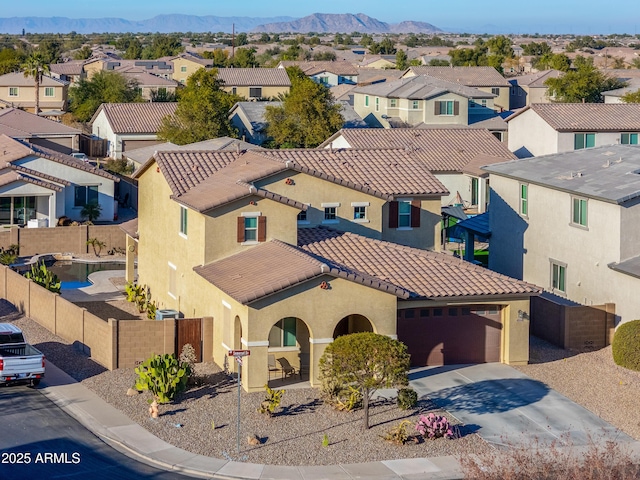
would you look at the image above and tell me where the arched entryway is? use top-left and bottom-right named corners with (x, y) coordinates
top-left (333, 314), bottom-right (374, 339)
top-left (267, 317), bottom-right (311, 384)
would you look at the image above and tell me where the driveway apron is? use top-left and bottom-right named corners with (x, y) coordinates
top-left (409, 363), bottom-right (633, 448)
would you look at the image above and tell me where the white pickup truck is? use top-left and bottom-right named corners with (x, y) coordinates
top-left (0, 323), bottom-right (45, 387)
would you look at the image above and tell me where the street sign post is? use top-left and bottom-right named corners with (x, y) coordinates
top-left (229, 349), bottom-right (250, 453)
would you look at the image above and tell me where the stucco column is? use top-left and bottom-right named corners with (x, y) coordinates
top-left (309, 337), bottom-right (333, 388)
top-left (502, 300), bottom-right (531, 365)
top-left (125, 236), bottom-right (136, 284)
top-left (241, 343), bottom-right (268, 393)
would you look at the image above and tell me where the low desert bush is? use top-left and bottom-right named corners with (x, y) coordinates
top-left (396, 387), bottom-right (418, 410)
top-left (612, 320), bottom-right (640, 371)
top-left (415, 413), bottom-right (455, 440)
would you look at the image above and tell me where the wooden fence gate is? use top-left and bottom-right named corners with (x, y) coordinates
top-left (176, 318), bottom-right (202, 362)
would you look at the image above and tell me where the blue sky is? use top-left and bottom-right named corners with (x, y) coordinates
top-left (4, 1), bottom-right (640, 34)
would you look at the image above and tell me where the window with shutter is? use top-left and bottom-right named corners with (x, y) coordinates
top-left (257, 216), bottom-right (267, 242)
top-left (388, 201), bottom-right (399, 228)
top-left (237, 217), bottom-right (245, 242)
top-left (410, 200), bottom-right (421, 227)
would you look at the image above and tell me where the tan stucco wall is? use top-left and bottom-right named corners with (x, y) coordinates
top-left (221, 85), bottom-right (289, 100)
top-left (171, 58), bottom-right (205, 84)
top-left (477, 86), bottom-right (509, 111)
top-left (84, 61), bottom-right (104, 80)
top-left (382, 197), bottom-right (442, 251)
top-left (0, 84), bottom-right (67, 111)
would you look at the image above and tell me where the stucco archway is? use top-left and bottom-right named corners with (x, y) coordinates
top-left (267, 317), bottom-right (311, 383)
top-left (332, 314), bottom-right (374, 339)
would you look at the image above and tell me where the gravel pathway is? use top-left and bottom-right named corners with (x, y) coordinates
top-left (3, 301), bottom-right (490, 466)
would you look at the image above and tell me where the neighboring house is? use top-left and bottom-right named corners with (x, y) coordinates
top-left (229, 100), bottom-right (366, 146)
top-left (49, 60), bottom-right (86, 85)
top-left (352, 75), bottom-right (496, 128)
top-left (90, 102), bottom-right (178, 159)
top-left (507, 103), bottom-right (640, 158)
top-left (402, 66), bottom-right (511, 111)
top-left (216, 68), bottom-right (291, 100)
top-left (602, 81), bottom-right (640, 104)
top-left (278, 61), bottom-right (358, 86)
top-left (116, 67), bottom-right (179, 100)
top-left (508, 70), bottom-right (563, 109)
top-left (84, 58), bottom-right (174, 80)
top-left (123, 136), bottom-right (260, 170)
top-left (320, 128), bottom-right (516, 213)
top-left (0, 108), bottom-right (81, 154)
top-left (358, 55), bottom-right (396, 69)
top-left (0, 134), bottom-right (118, 226)
top-left (485, 144), bottom-right (640, 325)
top-left (0, 73), bottom-right (69, 114)
top-left (170, 52), bottom-right (212, 84)
top-left (128, 146), bottom-right (539, 392)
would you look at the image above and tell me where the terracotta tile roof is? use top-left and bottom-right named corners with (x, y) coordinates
top-left (0, 108), bottom-right (80, 137)
top-left (319, 128), bottom-right (515, 172)
top-left (50, 61), bottom-right (85, 76)
top-left (0, 168), bottom-right (64, 192)
top-left (117, 68), bottom-right (178, 87)
top-left (0, 72), bottom-right (69, 87)
top-left (353, 75), bottom-right (494, 100)
top-left (355, 68), bottom-right (404, 85)
top-left (297, 61), bottom-right (359, 77)
top-left (170, 52), bottom-right (212, 67)
top-left (510, 69), bottom-right (563, 88)
top-left (119, 218), bottom-right (138, 239)
top-left (10, 164), bottom-right (70, 186)
top-left (194, 239), bottom-right (408, 305)
top-left (258, 148), bottom-right (448, 197)
top-left (510, 103), bottom-right (640, 132)
top-left (298, 227), bottom-right (541, 299)
top-left (90, 102), bottom-right (177, 134)
top-left (0, 135), bottom-right (118, 182)
top-left (405, 66), bottom-right (510, 87)
top-left (216, 68), bottom-right (291, 87)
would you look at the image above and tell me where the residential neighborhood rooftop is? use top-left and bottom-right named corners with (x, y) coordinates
top-left (483, 144), bottom-right (640, 204)
top-left (278, 60), bottom-right (358, 77)
top-left (353, 75), bottom-right (495, 100)
top-left (90, 102), bottom-right (177, 134)
top-left (0, 108), bottom-right (80, 137)
top-left (403, 66), bottom-right (511, 87)
top-left (507, 103), bottom-right (640, 131)
top-left (216, 68), bottom-right (292, 87)
top-left (0, 72), bottom-right (69, 87)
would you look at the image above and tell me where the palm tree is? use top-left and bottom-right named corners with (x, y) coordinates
top-left (21, 52), bottom-right (50, 115)
top-left (80, 203), bottom-right (102, 223)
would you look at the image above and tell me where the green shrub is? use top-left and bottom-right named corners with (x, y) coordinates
top-left (25, 262), bottom-right (61, 293)
top-left (397, 387), bottom-right (418, 410)
top-left (612, 320), bottom-right (640, 371)
top-left (257, 384), bottom-right (284, 416)
top-left (134, 353), bottom-right (191, 404)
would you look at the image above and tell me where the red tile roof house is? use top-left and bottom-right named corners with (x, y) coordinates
top-left (0, 134), bottom-right (119, 226)
top-left (320, 128), bottom-right (516, 214)
top-left (129, 146), bottom-right (540, 392)
top-left (90, 102), bottom-right (177, 159)
top-left (278, 60), bottom-right (359, 86)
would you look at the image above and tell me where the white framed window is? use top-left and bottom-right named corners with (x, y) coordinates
top-left (519, 184), bottom-right (528, 216)
top-left (179, 205), bottom-right (188, 237)
top-left (244, 216), bottom-right (258, 241)
top-left (44, 87), bottom-right (54, 97)
top-left (322, 202), bottom-right (340, 224)
top-left (180, 66), bottom-right (187, 72)
top-left (268, 318), bottom-right (297, 348)
top-left (351, 201), bottom-right (369, 223)
top-left (238, 212), bottom-right (265, 244)
top-left (168, 262), bottom-right (177, 299)
top-left (411, 100), bottom-right (420, 110)
top-left (439, 100), bottom-right (454, 115)
top-left (550, 260), bottom-right (566, 294)
top-left (571, 196), bottom-right (587, 228)
top-left (389, 98), bottom-right (397, 108)
top-left (398, 200), bottom-right (411, 228)
top-left (8, 87), bottom-right (18, 97)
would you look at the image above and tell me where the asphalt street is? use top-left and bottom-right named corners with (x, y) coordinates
top-left (0, 384), bottom-right (194, 480)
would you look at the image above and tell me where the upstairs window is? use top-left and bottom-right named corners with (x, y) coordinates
top-left (519, 184), bottom-right (528, 216)
top-left (44, 87), bottom-right (54, 97)
top-left (389, 200), bottom-right (420, 229)
top-left (574, 133), bottom-right (595, 150)
top-left (180, 66), bottom-right (187, 72)
top-left (8, 87), bottom-right (18, 97)
top-left (179, 206), bottom-right (188, 236)
top-left (411, 100), bottom-right (420, 109)
top-left (249, 87), bottom-right (262, 98)
top-left (435, 100), bottom-right (459, 116)
top-left (491, 87), bottom-right (500, 95)
top-left (237, 214), bottom-right (266, 243)
top-left (389, 98), bottom-right (397, 108)
top-left (572, 197), bottom-right (588, 227)
top-left (365, 95), bottom-right (369, 107)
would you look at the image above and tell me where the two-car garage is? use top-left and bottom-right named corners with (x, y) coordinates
top-left (397, 305), bottom-right (503, 366)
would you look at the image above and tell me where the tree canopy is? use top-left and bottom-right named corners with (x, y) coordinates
top-left (264, 66), bottom-right (343, 148)
top-left (621, 89), bottom-right (640, 103)
top-left (544, 56), bottom-right (627, 103)
top-left (157, 68), bottom-right (240, 145)
top-left (68, 70), bottom-right (143, 122)
top-left (319, 332), bottom-right (410, 429)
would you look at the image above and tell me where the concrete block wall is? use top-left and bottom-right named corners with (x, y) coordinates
top-left (5, 267), bottom-right (30, 316)
top-left (117, 319), bottom-right (174, 368)
top-left (28, 282), bottom-right (56, 333)
top-left (54, 297), bottom-right (85, 345)
top-left (83, 312), bottom-right (116, 370)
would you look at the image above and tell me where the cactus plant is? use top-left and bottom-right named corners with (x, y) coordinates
top-left (415, 413), bottom-right (455, 440)
top-left (25, 262), bottom-right (61, 293)
top-left (257, 384), bottom-right (285, 416)
top-left (134, 353), bottom-right (191, 404)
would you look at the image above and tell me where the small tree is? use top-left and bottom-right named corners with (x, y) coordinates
top-left (621, 89), bottom-right (640, 103)
top-left (319, 332), bottom-right (410, 429)
top-left (81, 203), bottom-right (102, 222)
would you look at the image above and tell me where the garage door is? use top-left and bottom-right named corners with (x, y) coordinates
top-left (122, 139), bottom-right (164, 152)
top-left (397, 306), bottom-right (502, 366)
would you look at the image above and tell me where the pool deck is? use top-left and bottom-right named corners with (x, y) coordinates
top-left (60, 270), bottom-right (127, 302)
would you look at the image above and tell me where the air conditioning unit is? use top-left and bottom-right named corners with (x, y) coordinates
top-left (155, 309), bottom-right (179, 320)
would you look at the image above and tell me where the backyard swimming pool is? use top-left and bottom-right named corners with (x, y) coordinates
top-left (46, 261), bottom-right (126, 289)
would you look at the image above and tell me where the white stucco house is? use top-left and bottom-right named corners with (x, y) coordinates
top-left (484, 144), bottom-right (640, 325)
top-left (507, 103), bottom-right (640, 158)
top-left (90, 102), bottom-right (177, 159)
top-left (0, 134), bottom-right (119, 226)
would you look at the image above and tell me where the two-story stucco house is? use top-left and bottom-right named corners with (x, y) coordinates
top-left (485, 144), bottom-right (640, 326)
top-left (127, 147), bottom-right (539, 392)
top-left (508, 70), bottom-right (563, 109)
top-left (402, 66), bottom-right (512, 112)
top-left (278, 61), bottom-right (358, 86)
top-left (507, 103), bottom-right (640, 158)
top-left (170, 52), bottom-right (212, 84)
top-left (320, 128), bottom-right (516, 213)
top-left (0, 134), bottom-right (118, 226)
top-left (0, 73), bottom-right (69, 114)
top-left (216, 68), bottom-right (291, 100)
top-left (352, 75), bottom-right (496, 128)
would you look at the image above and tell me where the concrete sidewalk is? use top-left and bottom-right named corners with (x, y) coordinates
top-left (40, 362), bottom-right (465, 480)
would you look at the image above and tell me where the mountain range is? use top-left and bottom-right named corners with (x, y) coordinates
top-left (0, 13), bottom-right (441, 35)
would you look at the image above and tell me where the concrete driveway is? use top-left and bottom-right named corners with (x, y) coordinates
top-left (409, 363), bottom-right (633, 448)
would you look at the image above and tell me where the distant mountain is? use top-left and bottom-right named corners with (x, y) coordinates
top-left (0, 15), bottom-right (296, 34)
top-left (253, 13), bottom-right (442, 34)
